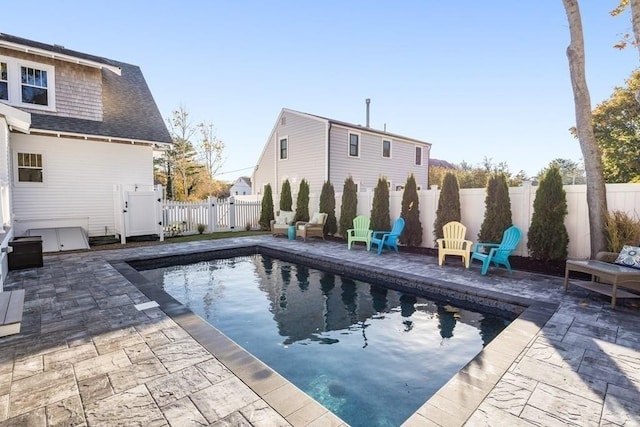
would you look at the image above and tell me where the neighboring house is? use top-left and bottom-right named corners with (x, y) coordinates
top-left (0, 33), bottom-right (171, 261)
top-left (253, 108), bottom-right (431, 196)
top-left (229, 176), bottom-right (252, 196)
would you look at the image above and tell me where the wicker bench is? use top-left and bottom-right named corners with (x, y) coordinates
top-left (564, 254), bottom-right (640, 309)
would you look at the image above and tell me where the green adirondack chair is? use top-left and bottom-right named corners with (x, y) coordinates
top-left (347, 216), bottom-right (372, 250)
top-left (470, 225), bottom-right (522, 275)
top-left (370, 217), bottom-right (405, 255)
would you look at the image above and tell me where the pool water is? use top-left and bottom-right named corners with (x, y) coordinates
top-left (141, 255), bottom-right (511, 427)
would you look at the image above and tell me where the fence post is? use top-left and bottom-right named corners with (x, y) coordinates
top-left (208, 196), bottom-right (215, 232)
top-left (229, 196), bottom-right (236, 230)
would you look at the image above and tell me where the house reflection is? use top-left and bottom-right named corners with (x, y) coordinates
top-left (251, 256), bottom-right (495, 345)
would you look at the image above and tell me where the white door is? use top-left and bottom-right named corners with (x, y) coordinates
top-left (123, 191), bottom-right (160, 237)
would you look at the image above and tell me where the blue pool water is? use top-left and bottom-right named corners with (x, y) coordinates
top-left (141, 255), bottom-right (511, 426)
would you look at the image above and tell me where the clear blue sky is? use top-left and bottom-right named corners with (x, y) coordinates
top-left (3, 1), bottom-right (638, 181)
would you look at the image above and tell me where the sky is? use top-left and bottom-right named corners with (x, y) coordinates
top-left (3, 1), bottom-right (638, 181)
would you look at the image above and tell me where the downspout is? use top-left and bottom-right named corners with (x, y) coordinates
top-left (326, 122), bottom-right (331, 183)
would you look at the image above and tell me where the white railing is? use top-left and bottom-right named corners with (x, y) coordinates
top-left (163, 196), bottom-right (262, 234)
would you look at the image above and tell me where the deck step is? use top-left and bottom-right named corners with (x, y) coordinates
top-left (0, 289), bottom-right (25, 337)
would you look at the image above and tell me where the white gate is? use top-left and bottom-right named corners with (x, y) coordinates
top-left (114, 185), bottom-right (163, 243)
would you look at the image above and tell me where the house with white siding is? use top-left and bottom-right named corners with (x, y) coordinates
top-left (0, 33), bottom-right (171, 264)
top-left (229, 176), bottom-right (252, 196)
top-left (252, 108), bottom-right (431, 197)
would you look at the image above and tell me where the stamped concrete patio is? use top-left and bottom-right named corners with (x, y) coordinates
top-left (0, 235), bottom-right (639, 426)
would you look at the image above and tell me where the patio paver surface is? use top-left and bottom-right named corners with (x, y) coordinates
top-left (0, 235), bottom-right (639, 426)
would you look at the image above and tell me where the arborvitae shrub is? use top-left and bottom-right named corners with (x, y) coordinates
top-left (319, 181), bottom-right (338, 235)
top-left (339, 176), bottom-right (358, 237)
top-left (528, 165), bottom-right (569, 260)
top-left (280, 179), bottom-right (292, 211)
top-left (259, 184), bottom-right (274, 230)
top-left (478, 173), bottom-right (512, 243)
top-left (294, 179), bottom-right (310, 222)
top-left (370, 177), bottom-right (391, 231)
top-left (433, 172), bottom-right (461, 241)
top-left (400, 174), bottom-right (423, 246)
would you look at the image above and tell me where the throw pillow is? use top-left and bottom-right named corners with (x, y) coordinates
top-left (275, 217), bottom-right (285, 225)
top-left (309, 212), bottom-right (320, 224)
top-left (614, 245), bottom-right (640, 269)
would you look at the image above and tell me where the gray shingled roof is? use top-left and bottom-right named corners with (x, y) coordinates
top-left (1, 33), bottom-right (172, 144)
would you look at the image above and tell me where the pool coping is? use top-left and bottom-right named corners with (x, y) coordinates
top-left (114, 242), bottom-right (558, 426)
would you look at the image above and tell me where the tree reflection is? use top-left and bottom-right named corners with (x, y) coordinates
top-left (437, 304), bottom-right (457, 343)
top-left (370, 285), bottom-right (388, 313)
top-left (399, 293), bottom-right (417, 332)
top-left (296, 265), bottom-right (309, 291)
top-left (341, 278), bottom-right (358, 323)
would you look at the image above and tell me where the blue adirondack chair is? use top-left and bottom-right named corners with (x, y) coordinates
top-left (370, 217), bottom-right (405, 255)
top-left (470, 225), bottom-right (522, 275)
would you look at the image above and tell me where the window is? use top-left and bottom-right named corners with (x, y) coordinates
top-left (0, 62), bottom-right (7, 101)
top-left (17, 152), bottom-right (43, 183)
top-left (349, 133), bottom-right (359, 157)
top-left (0, 56), bottom-right (55, 110)
top-left (415, 146), bottom-right (422, 166)
top-left (21, 66), bottom-right (49, 106)
top-left (279, 137), bottom-right (288, 160)
top-left (382, 139), bottom-right (391, 158)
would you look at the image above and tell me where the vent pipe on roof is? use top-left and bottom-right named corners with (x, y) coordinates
top-left (365, 98), bottom-right (370, 128)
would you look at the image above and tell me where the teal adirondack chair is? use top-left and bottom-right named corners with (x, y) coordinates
top-left (370, 217), bottom-right (405, 255)
top-left (347, 216), bottom-right (373, 250)
top-left (470, 226), bottom-right (522, 275)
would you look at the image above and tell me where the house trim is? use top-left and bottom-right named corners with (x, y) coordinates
top-left (0, 39), bottom-right (122, 75)
top-left (0, 102), bottom-right (31, 133)
top-left (29, 129), bottom-right (171, 147)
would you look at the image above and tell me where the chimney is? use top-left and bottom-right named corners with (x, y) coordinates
top-left (365, 98), bottom-right (370, 128)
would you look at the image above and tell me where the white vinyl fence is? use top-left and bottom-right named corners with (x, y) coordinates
top-left (163, 196), bottom-right (261, 234)
top-left (163, 184), bottom-right (640, 259)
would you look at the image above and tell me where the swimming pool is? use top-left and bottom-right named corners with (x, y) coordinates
top-left (139, 254), bottom-right (512, 427)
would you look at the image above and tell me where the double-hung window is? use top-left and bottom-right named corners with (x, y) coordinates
top-left (279, 137), bottom-right (288, 160)
top-left (0, 62), bottom-right (7, 101)
top-left (16, 152), bottom-right (44, 183)
top-left (0, 56), bottom-right (55, 110)
top-left (415, 146), bottom-right (422, 166)
top-left (349, 132), bottom-right (360, 157)
top-left (382, 139), bottom-right (391, 158)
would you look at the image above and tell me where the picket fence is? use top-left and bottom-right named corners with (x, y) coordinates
top-left (162, 183), bottom-right (640, 260)
top-left (163, 196), bottom-right (261, 235)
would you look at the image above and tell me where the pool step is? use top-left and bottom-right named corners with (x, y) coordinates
top-left (0, 289), bottom-right (25, 337)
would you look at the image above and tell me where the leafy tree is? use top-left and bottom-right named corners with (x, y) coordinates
top-left (562, 0), bottom-right (608, 257)
top-left (428, 157), bottom-right (527, 189)
top-left (280, 179), bottom-right (293, 211)
top-left (370, 177), bottom-right (391, 231)
top-left (478, 173), bottom-right (512, 243)
top-left (591, 69), bottom-right (640, 183)
top-left (537, 158), bottom-right (586, 185)
top-left (259, 184), bottom-right (274, 231)
top-left (294, 179), bottom-right (310, 222)
top-left (339, 176), bottom-right (358, 237)
top-left (400, 174), bottom-right (423, 246)
top-left (528, 165), bottom-right (569, 260)
top-left (197, 122), bottom-right (225, 180)
top-left (433, 173), bottom-right (461, 241)
top-left (319, 181), bottom-right (338, 235)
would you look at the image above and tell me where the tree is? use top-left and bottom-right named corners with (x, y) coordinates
top-left (528, 165), bottom-right (569, 260)
top-left (538, 158), bottom-right (586, 185)
top-left (433, 172), bottom-right (461, 241)
top-left (478, 173), bottom-right (512, 243)
top-left (259, 184), bottom-right (274, 231)
top-left (319, 181), bottom-right (338, 235)
top-left (591, 70), bottom-right (640, 183)
top-left (294, 179), bottom-right (310, 222)
top-left (339, 176), bottom-right (358, 237)
top-left (428, 157), bottom-right (527, 190)
top-left (280, 179), bottom-right (293, 211)
top-left (166, 105), bottom-right (203, 201)
top-left (400, 174), bottom-right (423, 246)
top-left (370, 177), bottom-right (391, 231)
top-left (562, 0), bottom-right (609, 257)
top-left (197, 122), bottom-right (225, 180)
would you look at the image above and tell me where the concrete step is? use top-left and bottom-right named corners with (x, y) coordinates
top-left (0, 289), bottom-right (25, 337)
